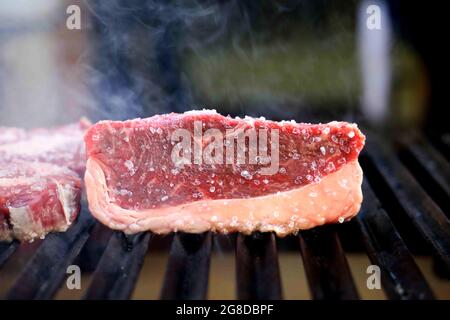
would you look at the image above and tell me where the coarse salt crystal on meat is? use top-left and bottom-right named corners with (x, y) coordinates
top-left (84, 110), bottom-right (365, 236)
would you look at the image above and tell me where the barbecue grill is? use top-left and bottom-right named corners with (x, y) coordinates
top-left (0, 0), bottom-right (449, 301)
top-left (0, 128), bottom-right (448, 300)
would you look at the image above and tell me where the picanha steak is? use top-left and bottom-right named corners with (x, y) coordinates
top-left (85, 110), bottom-right (365, 236)
top-left (0, 120), bottom-right (89, 241)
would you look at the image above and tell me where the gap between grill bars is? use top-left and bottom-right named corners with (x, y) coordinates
top-left (0, 132), bottom-right (448, 299)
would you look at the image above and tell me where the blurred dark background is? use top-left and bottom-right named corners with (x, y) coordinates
top-left (0, 0), bottom-right (446, 135)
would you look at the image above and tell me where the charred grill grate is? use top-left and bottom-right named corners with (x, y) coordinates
top-left (0, 131), bottom-right (449, 300)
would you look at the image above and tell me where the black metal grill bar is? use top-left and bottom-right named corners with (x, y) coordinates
top-left (356, 179), bottom-right (435, 299)
top-left (431, 134), bottom-right (450, 161)
top-left (5, 207), bottom-right (95, 300)
top-left (299, 226), bottom-right (359, 300)
top-left (83, 231), bottom-right (151, 300)
top-left (364, 138), bottom-right (450, 271)
top-left (0, 241), bottom-right (18, 269)
top-left (160, 232), bottom-right (212, 300)
top-left (75, 223), bottom-right (113, 272)
top-left (236, 232), bottom-right (282, 300)
top-left (398, 134), bottom-right (450, 217)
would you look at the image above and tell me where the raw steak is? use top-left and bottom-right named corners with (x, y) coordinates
top-left (84, 110), bottom-right (365, 236)
top-left (0, 118), bottom-right (90, 175)
top-left (0, 160), bottom-right (81, 241)
top-left (0, 120), bottom-right (89, 241)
